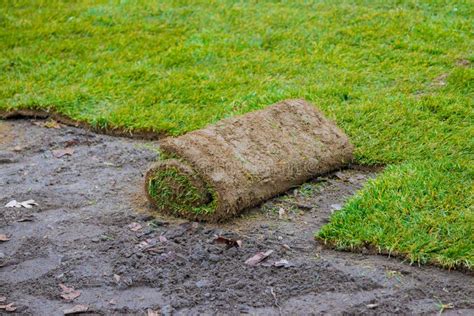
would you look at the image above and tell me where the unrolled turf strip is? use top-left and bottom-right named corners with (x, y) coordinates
top-left (145, 99), bottom-right (354, 222)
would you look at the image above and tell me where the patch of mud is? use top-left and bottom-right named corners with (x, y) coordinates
top-left (0, 120), bottom-right (473, 315)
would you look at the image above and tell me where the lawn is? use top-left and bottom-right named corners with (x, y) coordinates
top-left (1, 0), bottom-right (472, 269)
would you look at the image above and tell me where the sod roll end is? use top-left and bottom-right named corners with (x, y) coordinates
top-left (145, 99), bottom-right (354, 222)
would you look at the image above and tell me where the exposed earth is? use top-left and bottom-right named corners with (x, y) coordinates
top-left (0, 119), bottom-right (473, 315)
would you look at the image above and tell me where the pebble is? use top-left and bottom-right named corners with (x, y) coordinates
top-left (209, 254), bottom-right (221, 262)
top-left (195, 279), bottom-right (211, 288)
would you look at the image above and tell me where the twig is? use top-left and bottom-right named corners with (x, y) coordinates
top-left (270, 287), bottom-right (282, 314)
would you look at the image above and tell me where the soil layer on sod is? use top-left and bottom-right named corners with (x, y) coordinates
top-left (145, 100), bottom-right (353, 222)
top-left (1, 120), bottom-right (473, 314)
top-left (1, 1), bottom-right (472, 269)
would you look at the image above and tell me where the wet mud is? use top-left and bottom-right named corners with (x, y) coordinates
top-left (0, 120), bottom-right (472, 315)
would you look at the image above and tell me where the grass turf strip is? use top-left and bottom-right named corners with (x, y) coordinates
top-left (1, 1), bottom-right (472, 269)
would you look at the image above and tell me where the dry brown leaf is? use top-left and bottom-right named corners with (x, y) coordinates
top-left (138, 240), bottom-right (150, 249)
top-left (213, 235), bottom-right (242, 249)
top-left (59, 284), bottom-right (81, 301)
top-left (147, 308), bottom-right (160, 316)
top-left (63, 304), bottom-right (89, 314)
top-left (273, 259), bottom-right (294, 268)
top-left (52, 148), bottom-right (74, 158)
top-left (245, 250), bottom-right (274, 266)
top-left (113, 274), bottom-right (121, 282)
top-left (5, 199), bottom-right (38, 208)
top-left (64, 139), bottom-right (80, 147)
top-left (128, 222), bottom-right (142, 232)
top-left (0, 234), bottom-right (10, 242)
top-left (0, 303), bottom-right (17, 312)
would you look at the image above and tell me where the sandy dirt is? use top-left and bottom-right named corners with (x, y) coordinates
top-left (0, 119), bottom-right (472, 315)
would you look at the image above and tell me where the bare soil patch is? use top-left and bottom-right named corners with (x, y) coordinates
top-left (0, 120), bottom-right (472, 315)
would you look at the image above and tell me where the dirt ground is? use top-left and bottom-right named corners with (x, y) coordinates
top-left (0, 119), bottom-right (472, 315)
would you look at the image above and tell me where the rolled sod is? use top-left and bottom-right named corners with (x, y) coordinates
top-left (145, 99), bottom-right (354, 222)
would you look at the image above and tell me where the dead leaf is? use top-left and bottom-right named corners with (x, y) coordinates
top-left (0, 234), bottom-right (10, 242)
top-left (138, 240), bottom-right (150, 249)
top-left (245, 250), bottom-right (274, 266)
top-left (4, 200), bottom-right (20, 208)
top-left (113, 274), bottom-right (121, 282)
top-left (64, 139), bottom-right (80, 147)
top-left (147, 309), bottom-right (160, 316)
top-left (213, 235), bottom-right (242, 249)
top-left (0, 303), bottom-right (17, 312)
top-left (5, 199), bottom-right (38, 208)
top-left (59, 284), bottom-right (81, 301)
top-left (128, 222), bottom-right (142, 232)
top-left (21, 199), bottom-right (38, 208)
top-left (63, 304), bottom-right (89, 314)
top-left (273, 259), bottom-right (294, 268)
top-left (52, 148), bottom-right (74, 158)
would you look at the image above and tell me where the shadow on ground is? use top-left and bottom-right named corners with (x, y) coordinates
top-left (0, 120), bottom-right (472, 315)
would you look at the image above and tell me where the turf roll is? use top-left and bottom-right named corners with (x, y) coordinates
top-left (145, 99), bottom-right (354, 222)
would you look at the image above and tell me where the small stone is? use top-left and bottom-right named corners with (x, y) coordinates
top-left (195, 279), bottom-right (211, 288)
top-left (208, 254), bottom-right (221, 262)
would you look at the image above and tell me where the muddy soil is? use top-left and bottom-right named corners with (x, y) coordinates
top-left (0, 120), bottom-right (472, 315)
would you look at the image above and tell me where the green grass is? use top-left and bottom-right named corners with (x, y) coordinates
top-left (1, 0), bottom-right (472, 269)
top-left (147, 162), bottom-right (218, 216)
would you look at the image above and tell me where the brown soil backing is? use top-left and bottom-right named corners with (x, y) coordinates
top-left (146, 99), bottom-right (354, 222)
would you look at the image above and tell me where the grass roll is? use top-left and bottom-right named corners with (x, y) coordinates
top-left (145, 99), bottom-right (353, 222)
